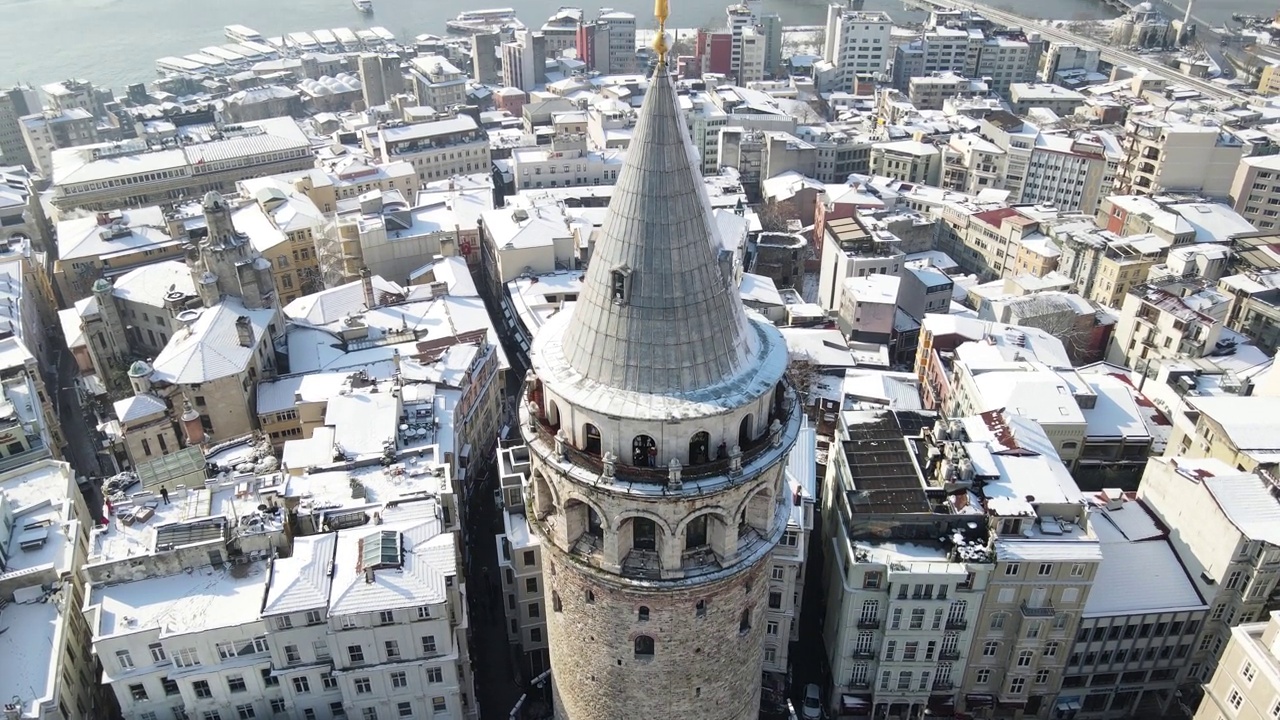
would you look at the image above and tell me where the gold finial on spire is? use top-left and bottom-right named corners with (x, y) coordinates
top-left (654, 0), bottom-right (670, 65)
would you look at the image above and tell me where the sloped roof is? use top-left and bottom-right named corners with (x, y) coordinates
top-left (111, 260), bottom-right (197, 308)
top-left (283, 275), bottom-right (406, 325)
top-left (328, 516), bottom-right (456, 615)
top-left (113, 393), bottom-right (168, 424)
top-left (557, 68), bottom-right (755, 395)
top-left (150, 300), bottom-right (276, 384)
top-left (262, 533), bottom-right (338, 616)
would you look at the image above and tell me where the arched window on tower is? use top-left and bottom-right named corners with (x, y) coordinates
top-left (587, 506), bottom-right (603, 541)
top-left (739, 415), bottom-right (753, 448)
top-left (632, 435), bottom-right (656, 467)
top-left (633, 517), bottom-right (657, 551)
top-left (638, 606), bottom-right (650, 622)
top-left (634, 635), bottom-right (654, 658)
top-left (771, 383), bottom-right (786, 422)
top-left (689, 431), bottom-right (710, 465)
top-left (686, 515), bottom-right (709, 551)
top-left (583, 423), bottom-right (601, 456)
top-left (739, 607), bottom-right (752, 634)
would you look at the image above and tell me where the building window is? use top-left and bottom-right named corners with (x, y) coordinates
top-left (385, 640), bottom-right (401, 660)
top-left (697, 600), bottom-right (707, 618)
top-left (227, 675), bottom-right (246, 693)
top-left (128, 684), bottom-right (147, 701)
top-left (432, 697), bottom-right (447, 714)
top-left (427, 667), bottom-right (443, 683)
top-left (525, 577), bottom-right (538, 593)
top-left (1228, 688), bottom-right (1243, 711)
top-left (236, 705), bottom-right (256, 720)
top-left (422, 635), bottom-right (438, 655)
top-left (1038, 563), bottom-right (1053, 576)
top-left (355, 677), bottom-right (373, 694)
top-left (976, 669), bottom-right (991, 685)
top-left (379, 610), bottom-right (395, 625)
top-left (391, 671), bottom-right (408, 689)
top-left (634, 635), bottom-right (655, 658)
top-left (321, 673), bottom-right (338, 690)
top-left (174, 648), bottom-right (200, 667)
top-left (1242, 661), bottom-right (1257, 684)
top-left (148, 643), bottom-right (166, 663)
top-left (740, 608), bottom-right (752, 634)
top-left (348, 645), bottom-right (365, 664)
top-left (193, 680), bottom-right (213, 699)
top-left (638, 606), bottom-right (650, 622)
top-left (116, 649), bottom-right (134, 670)
top-left (1009, 677), bottom-right (1026, 695)
top-left (1005, 563), bottom-right (1020, 576)
top-left (260, 669), bottom-right (278, 688)
top-left (983, 641), bottom-right (1000, 657)
top-left (397, 702), bottom-right (413, 718)
top-left (1017, 650), bottom-right (1034, 667)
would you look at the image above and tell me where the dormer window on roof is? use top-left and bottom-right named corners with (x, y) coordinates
top-left (360, 530), bottom-right (403, 572)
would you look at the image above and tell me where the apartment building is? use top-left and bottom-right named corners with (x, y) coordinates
top-left (1115, 115), bottom-right (1245, 198)
top-left (0, 85), bottom-right (38, 169)
top-left (373, 115), bottom-right (491, 183)
top-left (1218, 269), bottom-right (1280, 355)
top-left (1139, 457), bottom-right (1280, 690)
top-left (494, 443), bottom-right (548, 678)
top-left (932, 415), bottom-right (1102, 720)
top-left (973, 34), bottom-right (1040, 96)
top-left (870, 141), bottom-right (942, 186)
top-left (407, 56), bottom-right (467, 110)
top-left (510, 134), bottom-right (623, 191)
top-left (891, 27), bottom-right (971, 90)
top-left (599, 10), bottom-right (637, 74)
top-left (1052, 223), bottom-right (1170, 309)
top-left (937, 206), bottom-right (1043, 281)
top-left (820, 410), bottom-right (991, 720)
top-left (1020, 131), bottom-right (1121, 215)
top-left (501, 30), bottom-right (546, 93)
top-left (319, 183), bottom-right (490, 287)
top-left (1062, 495), bottom-right (1208, 719)
top-left (940, 134), bottom-right (1007, 195)
top-left (817, 214), bottom-right (905, 311)
top-left (822, 8), bottom-right (893, 93)
top-left (19, 108), bottom-right (99, 177)
top-left (0, 461), bottom-right (98, 720)
top-left (1229, 154), bottom-right (1280, 231)
top-left (1194, 611), bottom-right (1280, 720)
top-left (1007, 83), bottom-right (1086, 117)
top-left (1106, 277), bottom-right (1231, 374)
top-left (265, 502), bottom-right (475, 720)
top-left (909, 72), bottom-right (990, 112)
top-left (49, 117), bottom-right (314, 216)
top-left (224, 181), bottom-right (326, 304)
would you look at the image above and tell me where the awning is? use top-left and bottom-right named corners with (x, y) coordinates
top-left (964, 694), bottom-right (995, 708)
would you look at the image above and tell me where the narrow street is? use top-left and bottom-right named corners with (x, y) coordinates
top-left (465, 461), bottom-right (529, 720)
top-left (791, 506), bottom-right (832, 716)
top-left (56, 346), bottom-right (103, 477)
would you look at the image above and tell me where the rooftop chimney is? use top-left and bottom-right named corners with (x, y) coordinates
top-left (361, 267), bottom-right (376, 310)
top-left (235, 316), bottom-right (254, 348)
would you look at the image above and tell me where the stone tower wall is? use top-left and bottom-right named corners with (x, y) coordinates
top-left (544, 545), bottom-right (770, 720)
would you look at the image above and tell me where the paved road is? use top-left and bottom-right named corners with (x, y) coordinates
top-left (909, 0), bottom-right (1252, 102)
top-left (54, 336), bottom-right (109, 479)
top-left (463, 462), bottom-right (531, 720)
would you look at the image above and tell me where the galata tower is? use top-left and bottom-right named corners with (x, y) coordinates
top-left (518, 1), bottom-right (801, 717)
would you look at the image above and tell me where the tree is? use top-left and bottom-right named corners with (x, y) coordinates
top-left (786, 353), bottom-right (820, 412)
top-left (757, 198), bottom-right (801, 234)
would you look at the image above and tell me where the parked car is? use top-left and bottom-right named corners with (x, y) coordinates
top-left (802, 683), bottom-right (822, 720)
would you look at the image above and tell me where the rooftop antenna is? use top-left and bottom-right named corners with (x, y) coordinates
top-left (653, 0), bottom-right (669, 67)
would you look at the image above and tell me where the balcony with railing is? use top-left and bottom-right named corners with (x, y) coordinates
top-left (939, 649), bottom-right (961, 661)
top-left (857, 618), bottom-right (881, 630)
top-left (852, 648), bottom-right (877, 659)
top-left (1020, 600), bottom-right (1055, 618)
top-left (945, 618), bottom-right (967, 630)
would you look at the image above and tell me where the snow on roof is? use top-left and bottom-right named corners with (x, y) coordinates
top-left (324, 391), bottom-right (400, 460)
top-left (1167, 202), bottom-right (1259, 243)
top-left (282, 274), bottom-right (406, 325)
top-left (841, 369), bottom-right (922, 409)
top-left (328, 513), bottom-right (456, 615)
top-left (0, 597), bottom-right (60, 717)
top-left (111, 260), bottom-right (197, 308)
top-left (1203, 473), bottom-right (1280, 546)
top-left (407, 256), bottom-right (478, 297)
top-left (1186, 395), bottom-right (1280, 453)
top-left (1081, 374), bottom-right (1151, 441)
top-left (150, 300), bottom-right (276, 385)
top-left (1083, 504), bottom-right (1205, 617)
top-left (262, 533), bottom-right (337, 616)
top-left (984, 453), bottom-right (1083, 516)
top-left (779, 328), bottom-right (859, 369)
top-left (740, 273), bottom-right (783, 306)
top-left (56, 206), bottom-right (173, 262)
top-left (113, 393), bottom-right (168, 424)
top-left (91, 563), bottom-right (268, 639)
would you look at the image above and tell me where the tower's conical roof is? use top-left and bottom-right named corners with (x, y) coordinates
top-left (559, 69), bottom-right (755, 396)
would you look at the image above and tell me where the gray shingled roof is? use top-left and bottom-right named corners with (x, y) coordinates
top-left (559, 69), bottom-right (754, 396)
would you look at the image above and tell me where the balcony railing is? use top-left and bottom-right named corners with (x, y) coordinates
top-left (527, 391), bottom-right (793, 485)
top-left (857, 618), bottom-right (881, 630)
top-left (1020, 600), bottom-right (1056, 618)
top-left (939, 650), bottom-right (961, 661)
top-left (933, 680), bottom-right (955, 691)
top-left (945, 618), bottom-right (968, 630)
top-left (852, 649), bottom-right (876, 659)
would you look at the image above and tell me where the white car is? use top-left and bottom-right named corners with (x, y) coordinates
top-left (802, 683), bottom-right (822, 720)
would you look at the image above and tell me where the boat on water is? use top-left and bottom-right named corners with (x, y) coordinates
top-left (445, 8), bottom-right (525, 34)
top-left (353, 0), bottom-right (373, 14)
top-left (370, 26), bottom-right (396, 43)
top-left (333, 27), bottom-right (361, 50)
top-left (224, 24), bottom-right (263, 43)
top-left (286, 31), bottom-right (321, 53)
top-left (311, 28), bottom-right (341, 51)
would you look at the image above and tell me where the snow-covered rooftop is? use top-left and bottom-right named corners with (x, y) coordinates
top-left (90, 563), bottom-right (268, 639)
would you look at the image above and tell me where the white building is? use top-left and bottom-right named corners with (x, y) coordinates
top-left (822, 8), bottom-right (893, 93)
top-left (373, 115), bottom-right (491, 184)
top-left (407, 56), bottom-right (468, 111)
